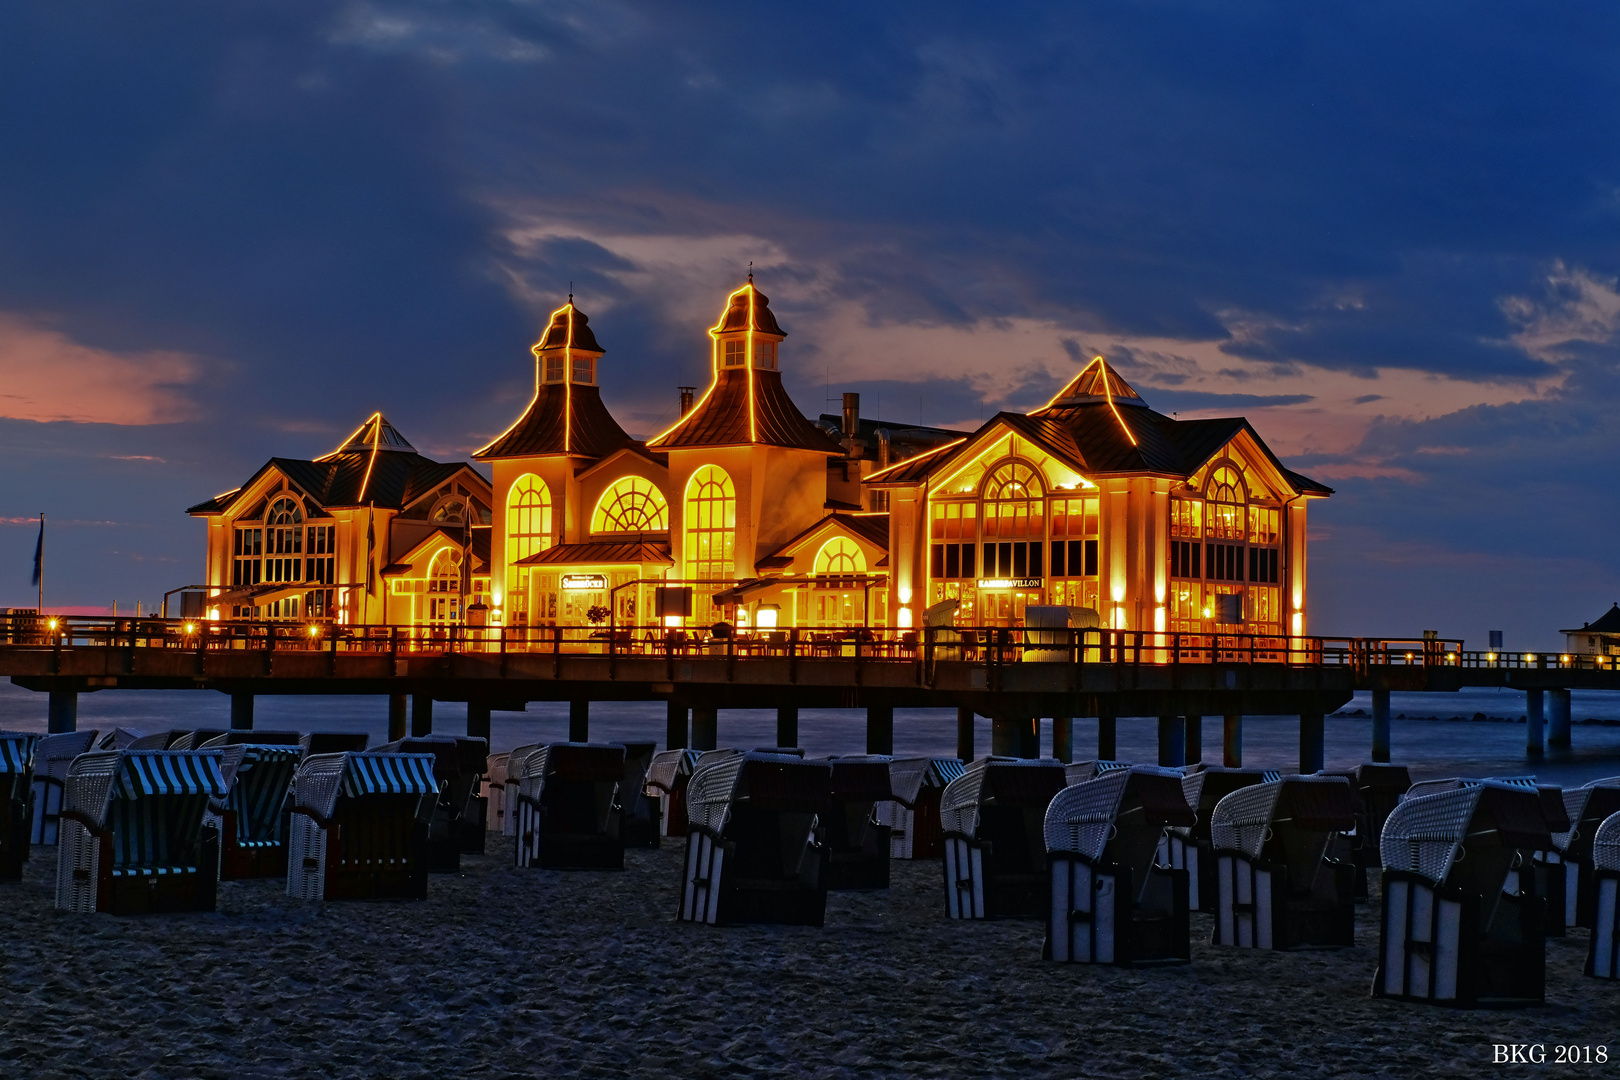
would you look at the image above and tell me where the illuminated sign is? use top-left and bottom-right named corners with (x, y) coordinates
top-left (561, 574), bottom-right (607, 591)
top-left (977, 578), bottom-right (1043, 590)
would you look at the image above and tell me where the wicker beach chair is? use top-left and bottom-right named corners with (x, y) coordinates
top-left (1342, 764), bottom-right (1412, 898)
top-left (940, 757), bottom-right (1069, 919)
top-left (1551, 777), bottom-right (1620, 932)
top-left (647, 748), bottom-right (736, 838)
top-left (1, 732), bottom-right (41, 880)
top-left (169, 730), bottom-right (229, 751)
top-left (1209, 775), bottom-right (1358, 950)
top-left (485, 752), bottom-right (512, 833)
top-left (55, 750), bottom-right (227, 914)
top-left (1587, 811), bottom-right (1620, 979)
top-left (286, 752), bottom-right (438, 902)
top-left (29, 730), bottom-right (96, 846)
top-left (300, 733), bottom-right (370, 757)
top-left (1045, 766), bottom-right (1196, 964)
top-left (1373, 781), bottom-right (1554, 1006)
top-left (501, 743), bottom-right (543, 837)
top-left (376, 735), bottom-right (489, 868)
top-left (1163, 766), bottom-right (1276, 912)
top-left (612, 741), bottom-right (661, 849)
top-left (1065, 760), bottom-right (1132, 784)
top-left (205, 744), bottom-right (303, 879)
top-left (880, 758), bottom-right (965, 860)
top-left (513, 742), bottom-right (628, 870)
top-left (822, 755), bottom-right (894, 890)
top-left (199, 731), bottom-right (301, 748)
top-left (96, 728), bottom-right (145, 750)
top-left (678, 752), bottom-right (834, 926)
top-left (125, 731), bottom-right (182, 750)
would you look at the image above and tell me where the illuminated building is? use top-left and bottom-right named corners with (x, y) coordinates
top-left (1561, 604), bottom-right (1620, 657)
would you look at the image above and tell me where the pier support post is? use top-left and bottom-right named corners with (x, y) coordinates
top-left (47, 688), bottom-right (77, 734)
top-left (388, 694), bottom-right (407, 742)
top-left (411, 695), bottom-right (433, 737)
top-left (569, 699), bottom-right (589, 743)
top-left (1300, 712), bottom-right (1325, 773)
top-left (229, 693), bottom-right (254, 731)
top-left (1548, 688), bottom-right (1572, 748)
top-left (776, 705), bottom-right (798, 749)
top-left (1526, 688), bottom-right (1544, 755)
top-left (866, 705), bottom-right (894, 756)
top-left (466, 702), bottom-right (491, 743)
top-left (691, 705), bottom-right (718, 751)
top-left (1098, 706), bottom-right (1117, 761)
top-left (666, 701), bottom-right (688, 750)
top-left (1371, 687), bottom-right (1392, 763)
top-left (1223, 713), bottom-right (1243, 767)
top-left (1158, 715), bottom-right (1185, 768)
top-left (1184, 715), bottom-right (1203, 765)
top-left (1052, 717), bottom-right (1073, 764)
top-left (956, 706), bottom-right (975, 761)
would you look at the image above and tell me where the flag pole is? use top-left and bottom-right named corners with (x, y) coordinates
top-left (35, 513), bottom-right (44, 613)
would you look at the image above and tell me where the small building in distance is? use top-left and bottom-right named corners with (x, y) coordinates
top-left (1561, 604), bottom-right (1620, 657)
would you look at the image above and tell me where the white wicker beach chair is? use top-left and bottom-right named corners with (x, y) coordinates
top-left (1588, 811), bottom-right (1620, 979)
top-left (513, 742), bottom-right (627, 870)
top-left (1045, 766), bottom-right (1195, 964)
top-left (203, 743), bottom-right (302, 880)
top-left (485, 752), bottom-right (511, 833)
top-left (501, 743), bottom-right (543, 836)
top-left (1, 731), bottom-right (41, 879)
top-left (28, 730), bottom-right (96, 846)
top-left (1209, 775), bottom-right (1358, 950)
top-left (1373, 780), bottom-right (1554, 1005)
top-left (55, 750), bottom-right (227, 914)
top-left (678, 752), bottom-right (833, 926)
top-left (286, 752), bottom-right (438, 902)
top-left (940, 757), bottom-right (1069, 920)
top-left (823, 755), bottom-right (894, 890)
top-left (1551, 778), bottom-right (1620, 933)
top-left (1158, 766), bottom-right (1276, 912)
top-left (375, 735), bottom-right (488, 867)
top-left (879, 758), bottom-right (965, 860)
top-left (645, 748), bottom-right (720, 838)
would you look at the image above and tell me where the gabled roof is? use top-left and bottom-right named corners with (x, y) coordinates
top-left (575, 442), bottom-right (669, 482)
top-left (1044, 356), bottom-right (1145, 407)
top-left (1562, 604), bottom-right (1620, 635)
top-left (756, 512), bottom-right (891, 573)
top-left (385, 526), bottom-right (492, 575)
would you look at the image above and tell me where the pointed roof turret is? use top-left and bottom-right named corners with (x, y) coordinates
top-left (535, 300), bottom-right (604, 354)
top-left (1042, 355), bottom-right (1147, 408)
top-left (317, 412), bottom-right (417, 458)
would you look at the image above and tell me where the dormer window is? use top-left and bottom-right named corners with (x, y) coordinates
top-left (754, 340), bottom-right (778, 370)
top-left (724, 339), bottom-right (746, 367)
top-left (722, 338), bottom-right (777, 369)
top-left (571, 356), bottom-right (596, 384)
top-left (544, 354), bottom-right (565, 383)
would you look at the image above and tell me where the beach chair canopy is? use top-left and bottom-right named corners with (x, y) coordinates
top-left (1407, 776), bottom-right (1570, 833)
top-left (686, 753), bottom-right (833, 835)
top-left (486, 752), bottom-right (512, 788)
top-left (199, 730), bottom-right (301, 748)
top-left (169, 731), bottom-right (228, 751)
top-left (887, 758), bottom-right (964, 808)
top-left (294, 752), bottom-right (440, 821)
top-left (754, 746), bottom-right (805, 757)
top-left (516, 742), bottom-right (627, 794)
top-left (1594, 812), bottom-right (1620, 873)
top-left (940, 757), bottom-right (1068, 838)
top-left (35, 730), bottom-right (97, 783)
top-left (1352, 763), bottom-right (1412, 796)
top-left (300, 732), bottom-right (370, 756)
top-left (0, 731), bottom-right (40, 774)
top-left (1554, 777), bottom-right (1620, 852)
top-left (377, 736), bottom-right (488, 782)
top-left (1065, 760), bottom-right (1132, 785)
top-left (645, 749), bottom-right (701, 794)
top-left (65, 750), bottom-right (229, 830)
top-left (1209, 775), bottom-right (1357, 860)
top-left (217, 744), bottom-right (302, 833)
top-left (125, 731), bottom-right (179, 751)
top-left (828, 756), bottom-right (893, 802)
top-left (1180, 766), bottom-right (1279, 837)
top-left (1380, 782), bottom-right (1553, 886)
top-left (1045, 766), bottom-right (1194, 860)
top-left (97, 727), bottom-right (145, 750)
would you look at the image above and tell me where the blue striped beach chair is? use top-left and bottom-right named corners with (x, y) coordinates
top-left (1, 732), bottom-right (41, 880)
top-left (28, 730), bottom-right (97, 846)
top-left (208, 744), bottom-right (303, 879)
top-left (879, 758), bottom-right (964, 860)
top-left (287, 752), bottom-right (439, 901)
top-left (55, 750), bottom-right (227, 914)
top-left (513, 743), bottom-right (628, 870)
top-left (1587, 811), bottom-right (1620, 980)
top-left (940, 757), bottom-right (1068, 920)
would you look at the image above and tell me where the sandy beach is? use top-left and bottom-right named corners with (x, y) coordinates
top-left (0, 837), bottom-right (1612, 1079)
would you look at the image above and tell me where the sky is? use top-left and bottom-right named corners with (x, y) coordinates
top-left (0, 1), bottom-right (1617, 648)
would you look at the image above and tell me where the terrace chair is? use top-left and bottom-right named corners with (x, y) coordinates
top-left (55, 750), bottom-right (226, 915)
top-left (645, 748), bottom-right (702, 837)
top-left (822, 755), bottom-right (894, 890)
top-left (678, 752), bottom-right (834, 926)
top-left (879, 757), bottom-right (965, 859)
top-left (29, 730), bottom-right (96, 845)
top-left (125, 731), bottom-right (182, 750)
top-left (940, 757), bottom-right (1068, 919)
top-left (513, 742), bottom-right (627, 870)
top-left (1, 732), bottom-right (40, 880)
top-left (1045, 766), bottom-right (1196, 965)
top-left (611, 742), bottom-right (661, 849)
top-left (206, 743), bottom-right (303, 879)
top-left (375, 735), bottom-right (489, 868)
top-left (286, 752), bottom-right (438, 902)
top-left (1373, 781), bottom-right (1554, 1006)
top-left (1164, 765), bottom-right (1276, 912)
top-left (1209, 775), bottom-right (1358, 950)
top-left (1587, 811), bottom-right (1620, 980)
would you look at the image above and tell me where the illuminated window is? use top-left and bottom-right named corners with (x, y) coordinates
top-left (979, 461), bottom-right (1044, 579)
top-left (264, 496), bottom-right (303, 584)
top-left (506, 474), bottom-right (553, 566)
top-left (591, 476), bottom-right (669, 534)
top-left (684, 465), bottom-right (736, 620)
top-left (1247, 505), bottom-right (1279, 545)
top-left (544, 355), bottom-right (564, 383)
top-left (432, 499), bottom-right (466, 525)
top-left (571, 356), bottom-right (595, 384)
top-left (814, 536), bottom-right (866, 576)
top-left (754, 340), bottom-right (777, 370)
top-left (1170, 498), bottom-right (1202, 538)
top-left (426, 548), bottom-right (463, 625)
top-left (723, 339), bottom-right (746, 367)
top-left (1205, 465), bottom-right (1245, 540)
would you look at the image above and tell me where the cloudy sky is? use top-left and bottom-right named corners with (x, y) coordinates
top-left (1, 1), bottom-right (1617, 646)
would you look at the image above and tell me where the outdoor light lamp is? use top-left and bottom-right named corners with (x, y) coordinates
top-left (183, 623), bottom-right (196, 635)
top-left (47, 618), bottom-right (58, 631)
top-left (308, 625), bottom-right (320, 638)
top-left (755, 604), bottom-right (779, 629)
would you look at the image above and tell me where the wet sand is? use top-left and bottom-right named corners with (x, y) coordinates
top-left (1, 840), bottom-right (1613, 1079)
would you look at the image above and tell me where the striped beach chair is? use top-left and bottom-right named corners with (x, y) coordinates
top-left (678, 752), bottom-right (833, 926)
top-left (613, 742), bottom-right (661, 849)
top-left (1373, 781), bottom-right (1553, 1006)
top-left (1210, 775), bottom-right (1358, 950)
top-left (376, 736), bottom-right (489, 868)
top-left (1, 732), bottom-right (41, 880)
top-left (287, 752), bottom-right (438, 902)
top-left (879, 757), bottom-right (965, 860)
top-left (55, 750), bottom-right (227, 915)
top-left (207, 744), bottom-right (303, 879)
top-left (941, 757), bottom-right (1068, 920)
top-left (1164, 766), bottom-right (1276, 912)
top-left (1045, 766), bottom-right (1195, 965)
top-left (1587, 811), bottom-right (1620, 980)
top-left (823, 755), bottom-right (894, 890)
top-left (29, 730), bottom-right (97, 846)
top-left (513, 742), bottom-right (627, 870)
top-left (500, 744), bottom-right (543, 837)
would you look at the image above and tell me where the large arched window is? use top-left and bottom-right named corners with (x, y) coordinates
top-left (591, 476), bottom-right (669, 534)
top-left (1206, 464), bottom-right (1245, 540)
top-left (264, 495), bottom-right (304, 582)
top-left (506, 474), bottom-right (552, 565)
top-left (982, 461), bottom-right (1044, 539)
top-left (684, 466), bottom-right (736, 616)
top-left (814, 536), bottom-right (866, 576)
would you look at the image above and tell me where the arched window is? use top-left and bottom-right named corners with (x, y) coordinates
top-left (982, 461), bottom-right (1044, 539)
top-left (684, 466), bottom-right (736, 620)
top-left (814, 537), bottom-right (866, 576)
top-left (266, 496), bottom-right (303, 526)
top-left (263, 495), bottom-right (304, 579)
top-left (1206, 464), bottom-right (1245, 540)
top-left (428, 548), bottom-right (462, 593)
top-left (432, 498), bottom-right (466, 525)
top-left (591, 476), bottom-right (669, 534)
top-left (506, 474), bottom-right (552, 565)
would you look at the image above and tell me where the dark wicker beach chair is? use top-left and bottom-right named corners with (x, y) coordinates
top-left (880, 757), bottom-right (965, 860)
top-left (96, 727), bottom-right (145, 750)
top-left (1, 732), bottom-right (41, 880)
top-left (612, 741), bottom-right (661, 849)
top-left (645, 749), bottom-right (702, 838)
top-left (168, 730), bottom-right (229, 751)
top-left (199, 731), bottom-right (301, 748)
top-left (678, 752), bottom-right (834, 926)
top-left (1552, 778), bottom-right (1620, 933)
top-left (485, 752), bottom-right (512, 834)
top-left (1064, 759), bottom-right (1132, 784)
top-left (125, 731), bottom-right (182, 750)
top-left (513, 742), bottom-right (628, 870)
top-left (1045, 766), bottom-right (1196, 964)
top-left (287, 752), bottom-right (438, 902)
top-left (29, 730), bottom-right (96, 846)
top-left (822, 755), bottom-right (894, 890)
top-left (1373, 780), bottom-right (1554, 1006)
top-left (1587, 811), bottom-right (1620, 980)
top-left (376, 735), bottom-right (489, 868)
top-left (940, 757), bottom-right (1068, 919)
top-left (1340, 764), bottom-right (1412, 898)
top-left (207, 744), bottom-right (303, 879)
top-left (300, 732), bottom-right (370, 758)
top-left (55, 750), bottom-right (227, 914)
top-left (1209, 775), bottom-right (1358, 950)
top-left (1168, 766), bottom-right (1278, 912)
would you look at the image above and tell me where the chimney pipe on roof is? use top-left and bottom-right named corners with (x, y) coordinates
top-left (679, 386), bottom-right (695, 416)
top-left (842, 392), bottom-right (860, 441)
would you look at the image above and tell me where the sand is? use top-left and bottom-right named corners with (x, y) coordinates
top-left (1, 840), bottom-right (1614, 1079)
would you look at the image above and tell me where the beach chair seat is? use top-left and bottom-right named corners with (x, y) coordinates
top-left (1374, 781), bottom-right (1553, 1006)
top-left (821, 755), bottom-right (894, 890)
top-left (1587, 811), bottom-right (1620, 979)
top-left (1045, 766), bottom-right (1195, 965)
top-left (206, 743), bottom-right (303, 879)
top-left (1, 732), bottom-right (41, 879)
top-left (611, 742), bottom-right (661, 849)
top-left (679, 753), bottom-right (833, 926)
top-left (28, 730), bottom-right (96, 847)
top-left (940, 757), bottom-right (1068, 920)
top-left (880, 757), bottom-right (964, 860)
top-left (1210, 775), bottom-right (1357, 950)
top-left (287, 752), bottom-right (438, 902)
top-left (513, 743), bottom-right (627, 870)
top-left (1167, 765), bottom-right (1276, 912)
top-left (376, 735), bottom-right (489, 868)
top-left (55, 750), bottom-right (226, 915)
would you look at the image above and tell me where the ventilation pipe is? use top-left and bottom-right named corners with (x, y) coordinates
top-left (877, 428), bottom-right (891, 470)
top-left (842, 392), bottom-right (860, 440)
top-left (679, 386), bottom-right (695, 416)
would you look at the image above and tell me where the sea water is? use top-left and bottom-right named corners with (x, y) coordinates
top-left (3, 680), bottom-right (1618, 787)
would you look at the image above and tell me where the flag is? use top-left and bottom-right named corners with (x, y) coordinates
top-left (460, 512), bottom-right (472, 600)
top-left (365, 504), bottom-right (376, 596)
top-left (30, 515), bottom-right (42, 588)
